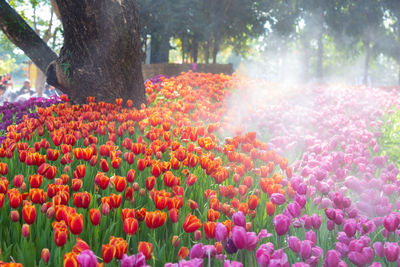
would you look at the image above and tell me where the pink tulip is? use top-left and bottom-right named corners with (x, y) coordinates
top-left (325, 250), bottom-right (340, 267)
top-left (383, 214), bottom-right (399, 232)
top-left (305, 231), bottom-right (316, 246)
top-left (343, 219), bottom-right (357, 237)
top-left (243, 232), bottom-right (257, 251)
top-left (300, 240), bottom-right (312, 260)
top-left (287, 202), bottom-right (301, 218)
top-left (288, 236), bottom-right (301, 254)
top-left (215, 223), bottom-right (228, 242)
top-left (273, 214), bottom-right (291, 236)
top-left (373, 242), bottom-right (384, 258)
top-left (325, 208), bottom-right (336, 220)
top-left (232, 211), bottom-right (246, 227)
top-left (231, 226), bottom-right (247, 250)
top-left (256, 244), bottom-right (271, 267)
top-left (384, 242), bottom-right (400, 262)
top-left (271, 193), bottom-right (286, 205)
top-left (190, 243), bottom-right (204, 259)
top-left (224, 260), bottom-right (243, 267)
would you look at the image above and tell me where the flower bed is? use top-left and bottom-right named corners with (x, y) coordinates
top-left (0, 73), bottom-right (400, 266)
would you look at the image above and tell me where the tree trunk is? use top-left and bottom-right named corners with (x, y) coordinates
top-left (46, 0), bottom-right (146, 107)
top-left (363, 39), bottom-right (371, 85)
top-left (181, 36), bottom-right (185, 64)
top-left (212, 38), bottom-right (219, 64)
top-left (301, 37), bottom-right (310, 83)
top-left (150, 33), bottom-right (169, 63)
top-left (0, 0), bottom-right (58, 73)
top-left (316, 29), bottom-right (324, 82)
top-left (192, 39), bottom-right (199, 63)
top-left (204, 40), bottom-right (210, 64)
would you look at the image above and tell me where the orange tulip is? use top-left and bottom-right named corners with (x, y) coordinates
top-left (0, 193), bottom-right (4, 208)
top-left (207, 209), bottom-right (220, 222)
top-left (204, 221), bottom-right (216, 239)
top-left (266, 201), bottom-right (275, 216)
top-left (138, 241), bottom-right (153, 260)
top-left (248, 195), bottom-right (259, 210)
top-left (183, 213), bottom-right (202, 233)
top-left (178, 246), bottom-right (189, 260)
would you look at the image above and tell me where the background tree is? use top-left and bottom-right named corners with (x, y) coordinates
top-left (0, 0), bottom-right (146, 106)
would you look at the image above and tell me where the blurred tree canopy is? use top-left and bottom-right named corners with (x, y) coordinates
top-left (2, 0), bottom-right (400, 85)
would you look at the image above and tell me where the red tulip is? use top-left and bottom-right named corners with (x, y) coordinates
top-left (68, 213), bottom-right (83, 235)
top-left (22, 204), bottom-right (36, 225)
top-left (41, 248), bottom-right (50, 263)
top-left (138, 241), bottom-right (153, 260)
top-left (21, 224), bottom-right (30, 238)
top-left (123, 217), bottom-right (139, 235)
top-left (89, 208), bottom-right (101, 226)
top-left (64, 252), bottom-right (79, 267)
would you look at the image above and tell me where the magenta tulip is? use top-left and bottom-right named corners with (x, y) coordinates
top-left (273, 214), bottom-right (291, 236)
top-left (232, 226), bottom-right (247, 250)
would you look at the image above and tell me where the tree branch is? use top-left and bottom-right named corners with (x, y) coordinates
top-left (0, 0), bottom-right (58, 73)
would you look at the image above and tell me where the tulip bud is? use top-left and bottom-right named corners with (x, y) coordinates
top-left (10, 210), bottom-right (20, 222)
top-left (41, 203), bottom-right (48, 214)
top-left (132, 182), bottom-right (139, 191)
top-left (172, 235), bottom-right (180, 248)
top-left (41, 248), bottom-right (50, 263)
top-left (22, 224), bottom-right (30, 237)
top-left (194, 230), bottom-right (202, 241)
top-left (102, 203), bottom-right (110, 216)
top-left (139, 188), bottom-right (146, 196)
top-left (46, 207), bottom-right (55, 219)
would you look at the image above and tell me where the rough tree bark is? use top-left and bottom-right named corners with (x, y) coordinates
top-left (46, 0), bottom-right (145, 107)
top-left (0, 0), bottom-right (58, 73)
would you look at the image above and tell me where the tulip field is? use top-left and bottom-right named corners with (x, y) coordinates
top-left (1, 72), bottom-right (400, 267)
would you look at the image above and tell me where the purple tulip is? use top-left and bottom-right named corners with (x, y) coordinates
top-left (384, 242), bottom-right (400, 262)
top-left (368, 262), bottom-right (382, 267)
top-left (224, 238), bottom-right (238, 254)
top-left (348, 251), bottom-right (367, 267)
top-left (232, 226), bottom-right (247, 250)
top-left (292, 263), bottom-right (310, 267)
top-left (215, 223), bottom-right (228, 242)
top-left (273, 214), bottom-right (291, 236)
top-left (232, 211), bottom-right (246, 227)
top-left (77, 250), bottom-right (97, 267)
top-left (271, 193), bottom-right (286, 205)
